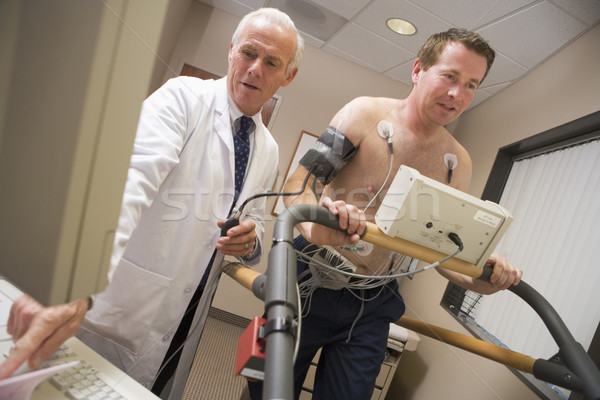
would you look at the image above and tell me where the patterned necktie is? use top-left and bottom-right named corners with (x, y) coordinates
top-left (233, 115), bottom-right (252, 199)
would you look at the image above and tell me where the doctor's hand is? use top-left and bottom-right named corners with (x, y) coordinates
top-left (0, 294), bottom-right (88, 380)
top-left (216, 219), bottom-right (257, 257)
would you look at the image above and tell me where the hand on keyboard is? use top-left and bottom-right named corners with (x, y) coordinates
top-left (0, 294), bottom-right (89, 379)
top-left (2, 342), bottom-right (127, 400)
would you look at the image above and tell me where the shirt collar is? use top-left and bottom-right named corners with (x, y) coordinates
top-left (227, 95), bottom-right (259, 133)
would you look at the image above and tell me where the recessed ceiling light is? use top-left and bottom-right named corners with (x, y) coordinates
top-left (386, 18), bottom-right (417, 36)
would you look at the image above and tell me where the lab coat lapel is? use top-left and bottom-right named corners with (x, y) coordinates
top-left (213, 79), bottom-right (234, 150)
top-left (212, 79), bottom-right (237, 212)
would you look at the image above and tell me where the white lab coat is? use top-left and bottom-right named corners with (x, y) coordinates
top-left (77, 77), bottom-right (278, 399)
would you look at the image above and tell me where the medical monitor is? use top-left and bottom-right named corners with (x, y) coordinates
top-left (374, 165), bottom-right (513, 268)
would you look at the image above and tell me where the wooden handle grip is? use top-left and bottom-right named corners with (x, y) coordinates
top-left (221, 262), bottom-right (260, 291)
top-left (362, 222), bottom-right (483, 278)
top-left (397, 316), bottom-right (535, 374)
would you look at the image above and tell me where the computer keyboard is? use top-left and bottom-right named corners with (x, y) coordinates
top-left (1, 339), bottom-right (144, 400)
top-left (1, 336), bottom-right (160, 400)
top-left (42, 344), bottom-right (126, 400)
top-left (0, 278), bottom-right (160, 400)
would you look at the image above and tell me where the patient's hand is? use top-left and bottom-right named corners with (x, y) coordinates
top-left (0, 294), bottom-right (88, 379)
top-left (301, 196), bottom-right (366, 246)
top-left (436, 253), bottom-right (522, 295)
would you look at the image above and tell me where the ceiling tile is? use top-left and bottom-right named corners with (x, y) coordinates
top-left (474, 0), bottom-right (537, 28)
top-left (384, 59), bottom-right (415, 86)
top-left (326, 23), bottom-right (414, 72)
top-left (311, 0), bottom-right (372, 20)
top-left (412, 0), bottom-right (499, 29)
top-left (197, 0), bottom-right (264, 17)
top-left (480, 81), bottom-right (513, 96)
top-left (480, 52), bottom-right (528, 87)
top-left (353, 0), bottom-right (453, 54)
top-left (265, 0), bottom-right (348, 41)
top-left (322, 44), bottom-right (377, 71)
top-left (549, 0), bottom-right (600, 26)
top-left (478, 1), bottom-right (588, 69)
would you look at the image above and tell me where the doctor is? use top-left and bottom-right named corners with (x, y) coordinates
top-left (0, 7), bottom-right (303, 400)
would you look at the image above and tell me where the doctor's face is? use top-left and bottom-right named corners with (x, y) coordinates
top-left (227, 16), bottom-right (298, 116)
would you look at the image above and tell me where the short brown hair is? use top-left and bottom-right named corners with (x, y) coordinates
top-left (417, 28), bottom-right (495, 83)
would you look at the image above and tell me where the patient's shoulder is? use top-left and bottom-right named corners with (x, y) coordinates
top-left (332, 97), bottom-right (402, 144)
top-left (347, 96), bottom-right (399, 114)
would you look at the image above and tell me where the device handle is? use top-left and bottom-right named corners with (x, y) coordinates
top-left (222, 262), bottom-right (258, 291)
top-left (395, 316), bottom-right (587, 393)
top-left (361, 222), bottom-right (486, 279)
top-left (398, 316), bottom-right (536, 372)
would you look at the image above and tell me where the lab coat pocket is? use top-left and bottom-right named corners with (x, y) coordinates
top-left (83, 258), bottom-right (173, 355)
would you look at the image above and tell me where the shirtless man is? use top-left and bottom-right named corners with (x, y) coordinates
top-left (248, 28), bottom-right (522, 400)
